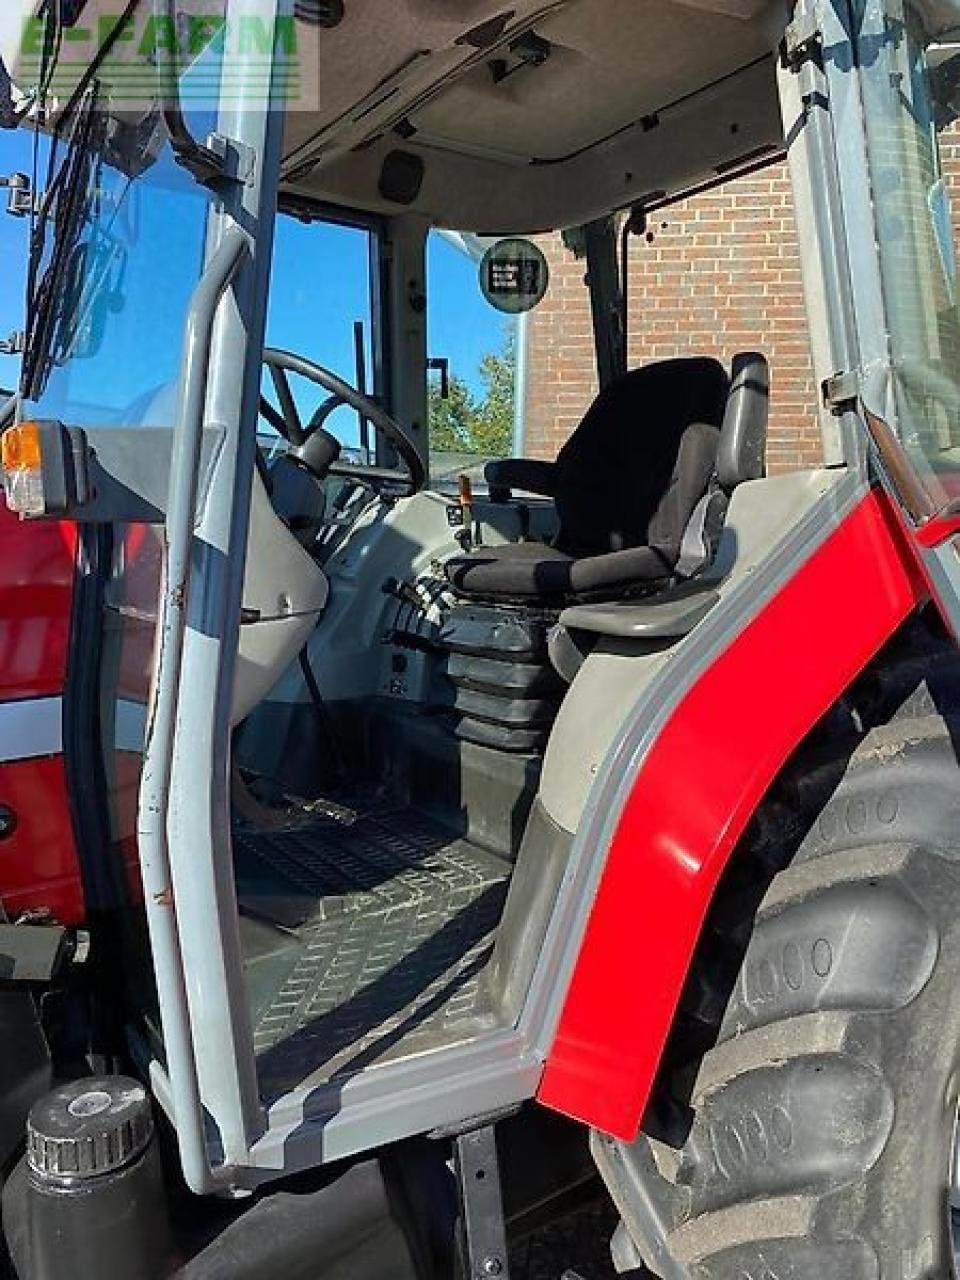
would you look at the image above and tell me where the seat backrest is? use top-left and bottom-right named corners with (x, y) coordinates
top-left (552, 356), bottom-right (730, 557)
top-left (674, 351), bottom-right (770, 577)
top-left (717, 351), bottom-right (769, 493)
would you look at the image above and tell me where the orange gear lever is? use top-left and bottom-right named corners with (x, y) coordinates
top-left (458, 473), bottom-right (474, 517)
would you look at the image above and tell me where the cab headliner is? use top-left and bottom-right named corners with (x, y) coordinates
top-left (280, 0), bottom-right (788, 231)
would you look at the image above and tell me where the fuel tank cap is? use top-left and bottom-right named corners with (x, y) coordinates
top-left (26, 1077), bottom-right (153, 1180)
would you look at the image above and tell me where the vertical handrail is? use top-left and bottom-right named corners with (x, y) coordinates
top-left (137, 225), bottom-right (249, 1195)
top-left (154, 0), bottom-right (288, 1181)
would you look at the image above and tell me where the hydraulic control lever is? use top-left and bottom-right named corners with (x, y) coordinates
top-left (447, 473), bottom-right (481, 552)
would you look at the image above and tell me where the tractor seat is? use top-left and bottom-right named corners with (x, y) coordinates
top-left (444, 353), bottom-right (768, 604)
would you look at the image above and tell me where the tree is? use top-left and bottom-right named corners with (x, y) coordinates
top-left (473, 324), bottom-right (516, 456)
top-left (428, 371), bottom-right (480, 454)
top-left (429, 322), bottom-right (516, 457)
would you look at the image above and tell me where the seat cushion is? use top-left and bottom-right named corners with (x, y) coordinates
top-left (446, 416), bottom-right (721, 602)
top-left (445, 539), bottom-right (673, 601)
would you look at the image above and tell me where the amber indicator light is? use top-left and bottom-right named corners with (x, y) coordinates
top-left (1, 422), bottom-right (43, 474)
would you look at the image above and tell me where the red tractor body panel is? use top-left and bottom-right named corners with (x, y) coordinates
top-left (0, 756), bottom-right (83, 922)
top-left (0, 505), bottom-right (83, 923)
top-left (0, 506), bottom-right (75, 698)
top-left (538, 489), bottom-right (926, 1138)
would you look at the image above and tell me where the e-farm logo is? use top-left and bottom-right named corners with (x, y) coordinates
top-left (17, 5), bottom-right (312, 109)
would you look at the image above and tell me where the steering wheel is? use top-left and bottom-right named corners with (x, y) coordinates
top-left (260, 348), bottom-right (426, 494)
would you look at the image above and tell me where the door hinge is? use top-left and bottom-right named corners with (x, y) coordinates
top-left (823, 370), bottom-right (860, 413)
top-left (1, 172), bottom-right (35, 219)
top-left (205, 133), bottom-right (256, 186)
top-left (0, 331), bottom-right (25, 357)
top-left (782, 10), bottom-right (823, 70)
top-left (170, 131), bottom-right (256, 189)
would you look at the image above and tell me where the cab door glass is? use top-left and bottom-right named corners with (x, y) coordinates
top-left (19, 5), bottom-right (227, 426)
top-left (21, 121), bottom-right (211, 427)
top-left (262, 215), bottom-right (376, 462)
top-left (856, 3), bottom-right (960, 513)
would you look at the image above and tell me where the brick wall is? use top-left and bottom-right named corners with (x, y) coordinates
top-left (522, 137), bottom-right (960, 472)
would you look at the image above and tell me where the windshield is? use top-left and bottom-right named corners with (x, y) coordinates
top-left (260, 212), bottom-right (379, 462)
top-left (854, 2), bottom-right (960, 511)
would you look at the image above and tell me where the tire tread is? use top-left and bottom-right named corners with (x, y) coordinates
top-left (596, 616), bottom-right (960, 1278)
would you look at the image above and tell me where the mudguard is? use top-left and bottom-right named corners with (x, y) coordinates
top-left (538, 489), bottom-right (927, 1138)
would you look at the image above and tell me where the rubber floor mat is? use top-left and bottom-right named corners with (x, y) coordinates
top-left (234, 802), bottom-right (511, 1098)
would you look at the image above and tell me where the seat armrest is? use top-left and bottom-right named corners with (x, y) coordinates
top-left (559, 583), bottom-right (720, 641)
top-left (485, 458), bottom-right (558, 502)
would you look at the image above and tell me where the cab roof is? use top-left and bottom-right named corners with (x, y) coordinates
top-left (280, 0), bottom-right (787, 231)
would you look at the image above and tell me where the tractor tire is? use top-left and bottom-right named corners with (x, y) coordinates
top-left (593, 615), bottom-right (960, 1279)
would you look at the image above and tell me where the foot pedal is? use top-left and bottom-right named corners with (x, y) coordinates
top-left (454, 1125), bottom-right (510, 1280)
top-left (298, 796), bottom-right (358, 825)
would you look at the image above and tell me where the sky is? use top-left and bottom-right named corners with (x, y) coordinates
top-left (0, 126), bottom-right (506, 418)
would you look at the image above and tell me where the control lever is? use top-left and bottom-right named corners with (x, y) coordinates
top-left (382, 576), bottom-right (426, 611)
top-left (447, 473), bottom-right (480, 552)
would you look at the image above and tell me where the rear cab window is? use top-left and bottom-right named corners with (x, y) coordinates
top-left (426, 230), bottom-right (526, 490)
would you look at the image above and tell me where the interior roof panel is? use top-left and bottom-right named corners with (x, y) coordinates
top-left (280, 0), bottom-right (787, 230)
top-left (409, 0), bottom-right (775, 162)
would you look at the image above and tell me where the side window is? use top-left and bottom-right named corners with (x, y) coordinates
top-left (263, 216), bottom-right (377, 460)
top-left (426, 231), bottom-right (520, 486)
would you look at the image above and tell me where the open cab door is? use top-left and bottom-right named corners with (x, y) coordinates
top-left (795, 0), bottom-right (960, 626)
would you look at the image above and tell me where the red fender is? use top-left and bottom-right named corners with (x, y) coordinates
top-left (537, 488), bottom-right (927, 1138)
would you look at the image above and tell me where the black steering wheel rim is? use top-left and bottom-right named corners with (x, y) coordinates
top-left (261, 347), bottom-right (426, 494)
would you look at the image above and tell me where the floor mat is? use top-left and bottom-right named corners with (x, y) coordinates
top-left (234, 802), bottom-right (511, 1099)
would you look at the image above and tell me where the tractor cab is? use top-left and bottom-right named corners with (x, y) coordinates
top-left (2, 1), bottom-right (960, 1278)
